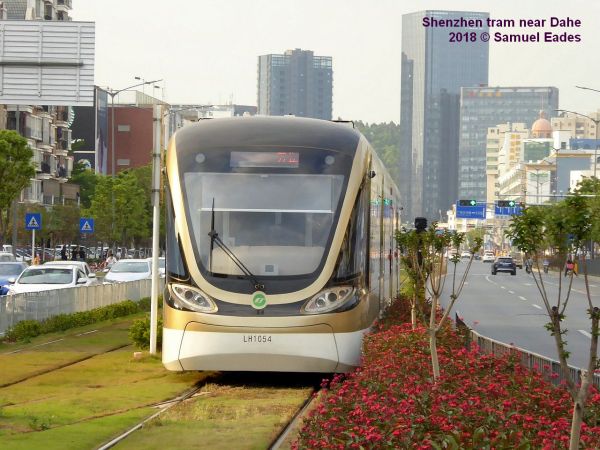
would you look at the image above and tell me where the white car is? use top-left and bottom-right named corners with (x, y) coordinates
top-left (43, 261), bottom-right (99, 284)
top-left (0, 251), bottom-right (16, 262)
top-left (8, 265), bottom-right (93, 294)
top-left (482, 252), bottom-right (495, 263)
top-left (104, 259), bottom-right (152, 283)
top-left (147, 257), bottom-right (166, 277)
top-left (460, 251), bottom-right (471, 259)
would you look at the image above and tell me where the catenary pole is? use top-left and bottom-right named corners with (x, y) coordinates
top-left (149, 104), bottom-right (162, 354)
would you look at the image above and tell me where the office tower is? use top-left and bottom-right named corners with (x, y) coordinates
top-left (258, 48), bottom-right (332, 120)
top-left (399, 10), bottom-right (489, 221)
top-left (459, 86), bottom-right (559, 202)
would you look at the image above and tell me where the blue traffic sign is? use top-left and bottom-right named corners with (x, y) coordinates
top-left (79, 218), bottom-right (94, 233)
top-left (25, 213), bottom-right (42, 230)
top-left (456, 201), bottom-right (486, 219)
top-left (494, 205), bottom-right (523, 217)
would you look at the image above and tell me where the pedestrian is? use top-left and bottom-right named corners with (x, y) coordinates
top-left (105, 251), bottom-right (117, 269)
top-left (565, 259), bottom-right (574, 277)
top-left (543, 257), bottom-right (550, 274)
top-left (573, 260), bottom-right (579, 277)
top-left (32, 253), bottom-right (40, 265)
top-left (60, 244), bottom-right (67, 260)
top-left (79, 247), bottom-right (85, 261)
top-left (71, 246), bottom-right (78, 261)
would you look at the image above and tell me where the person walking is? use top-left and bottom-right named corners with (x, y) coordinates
top-left (573, 259), bottom-right (579, 277)
top-left (60, 245), bottom-right (68, 261)
top-left (79, 247), bottom-right (85, 261)
top-left (565, 259), bottom-right (574, 277)
top-left (104, 252), bottom-right (117, 270)
top-left (543, 257), bottom-right (550, 274)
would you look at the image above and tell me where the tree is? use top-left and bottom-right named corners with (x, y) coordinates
top-left (396, 224), bottom-right (482, 381)
top-left (0, 130), bottom-right (36, 244)
top-left (70, 161), bottom-right (99, 209)
top-left (505, 195), bottom-right (598, 450)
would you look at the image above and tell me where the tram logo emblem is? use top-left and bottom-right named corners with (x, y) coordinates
top-left (251, 291), bottom-right (267, 310)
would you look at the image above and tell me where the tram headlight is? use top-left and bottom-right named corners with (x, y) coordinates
top-left (301, 286), bottom-right (357, 314)
top-left (170, 283), bottom-right (218, 313)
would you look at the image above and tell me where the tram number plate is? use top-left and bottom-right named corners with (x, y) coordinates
top-left (242, 334), bottom-right (272, 343)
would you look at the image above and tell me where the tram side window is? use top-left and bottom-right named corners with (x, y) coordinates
top-left (335, 183), bottom-right (368, 280)
top-left (166, 190), bottom-right (187, 278)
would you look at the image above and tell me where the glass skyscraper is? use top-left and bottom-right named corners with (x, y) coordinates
top-left (458, 86), bottom-right (559, 201)
top-left (257, 49), bottom-right (332, 120)
top-left (399, 10), bottom-right (489, 221)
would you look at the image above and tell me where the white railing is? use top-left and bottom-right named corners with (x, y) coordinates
top-left (0, 279), bottom-right (164, 335)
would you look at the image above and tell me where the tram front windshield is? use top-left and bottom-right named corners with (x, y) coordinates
top-left (180, 148), bottom-right (350, 278)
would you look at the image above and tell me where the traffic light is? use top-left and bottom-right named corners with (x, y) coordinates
top-left (497, 200), bottom-right (516, 207)
top-left (458, 199), bottom-right (477, 207)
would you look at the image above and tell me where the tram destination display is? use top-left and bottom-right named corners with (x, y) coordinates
top-left (230, 151), bottom-right (300, 168)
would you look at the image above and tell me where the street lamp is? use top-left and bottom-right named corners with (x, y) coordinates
top-left (106, 79), bottom-right (162, 248)
top-left (555, 108), bottom-right (600, 178)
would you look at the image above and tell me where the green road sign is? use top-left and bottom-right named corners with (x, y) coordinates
top-left (251, 291), bottom-right (267, 310)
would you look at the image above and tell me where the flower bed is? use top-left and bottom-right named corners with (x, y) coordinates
top-left (293, 300), bottom-right (600, 449)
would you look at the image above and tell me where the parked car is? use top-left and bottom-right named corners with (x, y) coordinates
top-left (460, 251), bottom-right (471, 259)
top-left (491, 257), bottom-right (517, 276)
top-left (7, 265), bottom-right (93, 294)
top-left (482, 252), bottom-right (495, 263)
top-left (0, 251), bottom-right (16, 262)
top-left (42, 261), bottom-right (99, 284)
top-left (104, 259), bottom-right (152, 283)
top-left (0, 262), bottom-right (28, 295)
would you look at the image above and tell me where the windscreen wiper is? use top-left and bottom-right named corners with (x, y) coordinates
top-left (208, 198), bottom-right (264, 291)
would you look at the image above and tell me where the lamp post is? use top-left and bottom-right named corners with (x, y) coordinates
top-left (106, 79), bottom-right (162, 248)
top-left (556, 108), bottom-right (600, 178)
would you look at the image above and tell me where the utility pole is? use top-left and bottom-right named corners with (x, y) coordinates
top-left (149, 104), bottom-right (162, 355)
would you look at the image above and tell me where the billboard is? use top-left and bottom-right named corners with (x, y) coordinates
top-left (0, 21), bottom-right (95, 106)
top-left (95, 87), bottom-right (109, 175)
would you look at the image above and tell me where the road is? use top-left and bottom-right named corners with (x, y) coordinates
top-left (438, 260), bottom-right (600, 370)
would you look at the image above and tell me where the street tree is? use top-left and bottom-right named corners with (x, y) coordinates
top-left (70, 161), bottom-right (98, 209)
top-left (396, 223), bottom-right (482, 381)
top-left (0, 130), bottom-right (35, 244)
top-left (505, 196), bottom-right (598, 450)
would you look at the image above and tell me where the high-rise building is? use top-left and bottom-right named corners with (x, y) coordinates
top-left (400, 10), bottom-right (489, 221)
top-left (459, 86), bottom-right (559, 202)
top-left (258, 49), bottom-right (332, 120)
top-left (2, 0), bottom-right (79, 206)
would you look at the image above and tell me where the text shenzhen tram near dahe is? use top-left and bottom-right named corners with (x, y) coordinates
top-left (163, 116), bottom-right (400, 373)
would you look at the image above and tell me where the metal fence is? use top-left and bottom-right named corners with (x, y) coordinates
top-left (456, 315), bottom-right (600, 390)
top-left (0, 279), bottom-right (163, 335)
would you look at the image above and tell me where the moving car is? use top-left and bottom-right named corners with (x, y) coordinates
top-left (42, 261), bottom-right (99, 284)
top-left (0, 262), bottom-right (28, 295)
top-left (104, 259), bottom-right (152, 283)
top-left (491, 257), bottom-right (517, 276)
top-left (482, 252), bottom-right (495, 263)
top-left (460, 251), bottom-right (471, 259)
top-left (512, 254), bottom-right (524, 269)
top-left (7, 265), bottom-right (94, 294)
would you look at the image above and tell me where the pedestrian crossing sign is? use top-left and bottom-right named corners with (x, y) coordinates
top-left (25, 213), bottom-right (42, 230)
top-left (80, 218), bottom-right (94, 233)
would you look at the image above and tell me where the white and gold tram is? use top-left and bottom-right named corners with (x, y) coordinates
top-left (162, 116), bottom-right (400, 372)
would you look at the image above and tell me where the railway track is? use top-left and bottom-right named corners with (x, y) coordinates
top-left (95, 372), bottom-right (325, 450)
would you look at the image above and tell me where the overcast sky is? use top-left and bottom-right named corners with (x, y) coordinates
top-left (71, 0), bottom-right (600, 124)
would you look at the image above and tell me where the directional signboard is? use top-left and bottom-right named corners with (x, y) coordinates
top-left (25, 213), bottom-right (41, 230)
top-left (456, 201), bottom-right (486, 219)
top-left (79, 218), bottom-right (94, 233)
top-left (494, 202), bottom-right (523, 216)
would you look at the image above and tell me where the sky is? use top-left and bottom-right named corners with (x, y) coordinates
top-left (71, 0), bottom-right (600, 124)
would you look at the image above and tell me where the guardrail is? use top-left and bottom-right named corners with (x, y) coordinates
top-left (456, 313), bottom-right (600, 390)
top-left (0, 279), bottom-right (164, 335)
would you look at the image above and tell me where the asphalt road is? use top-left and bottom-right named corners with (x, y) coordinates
top-left (438, 260), bottom-right (600, 370)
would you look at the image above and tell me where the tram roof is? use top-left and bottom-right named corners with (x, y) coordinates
top-left (174, 116), bottom-right (362, 155)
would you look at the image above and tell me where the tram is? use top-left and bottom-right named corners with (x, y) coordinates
top-left (162, 116), bottom-right (401, 372)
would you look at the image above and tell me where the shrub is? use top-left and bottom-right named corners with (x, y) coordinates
top-left (3, 297), bottom-right (156, 343)
top-left (129, 316), bottom-right (163, 350)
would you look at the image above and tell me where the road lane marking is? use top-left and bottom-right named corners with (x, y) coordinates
top-left (532, 304), bottom-right (542, 310)
top-left (509, 290), bottom-right (515, 294)
top-left (524, 283), bottom-right (533, 286)
top-left (519, 296), bottom-right (527, 301)
top-left (590, 284), bottom-right (597, 288)
top-left (500, 286), bottom-right (506, 289)
top-left (485, 275), bottom-right (498, 285)
top-left (76, 330), bottom-right (98, 337)
top-left (3, 338), bottom-right (64, 355)
top-left (578, 330), bottom-right (592, 339)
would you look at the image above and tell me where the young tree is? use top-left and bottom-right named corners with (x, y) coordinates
top-left (506, 195), bottom-right (598, 450)
top-left (0, 130), bottom-right (36, 244)
top-left (397, 223), bottom-right (482, 381)
top-left (70, 161), bottom-right (99, 209)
